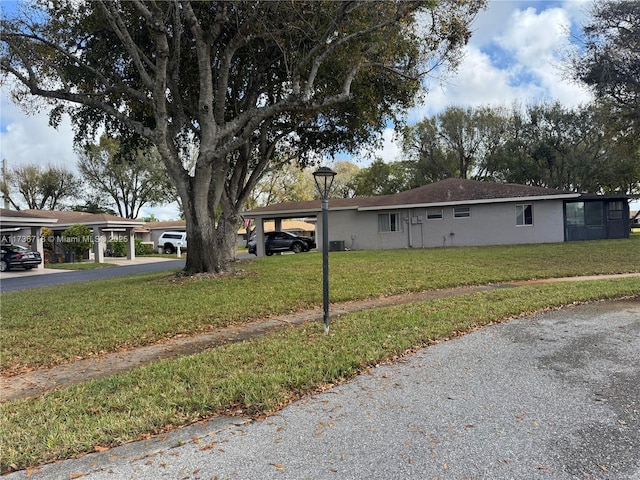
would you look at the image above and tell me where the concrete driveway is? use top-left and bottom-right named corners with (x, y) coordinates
top-left (6, 298), bottom-right (640, 479)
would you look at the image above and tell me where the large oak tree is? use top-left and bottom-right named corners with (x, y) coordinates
top-left (1, 0), bottom-right (485, 273)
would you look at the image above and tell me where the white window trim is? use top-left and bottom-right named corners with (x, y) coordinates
top-left (516, 204), bottom-right (533, 226)
top-left (453, 206), bottom-right (471, 219)
top-left (378, 212), bottom-right (402, 233)
top-left (426, 208), bottom-right (443, 220)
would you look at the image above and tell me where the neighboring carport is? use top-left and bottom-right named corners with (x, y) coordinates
top-left (244, 201), bottom-right (322, 257)
top-left (0, 209), bottom-right (59, 270)
top-left (22, 210), bottom-right (144, 263)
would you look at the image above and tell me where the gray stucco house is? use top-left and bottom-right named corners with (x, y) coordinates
top-left (245, 178), bottom-right (631, 255)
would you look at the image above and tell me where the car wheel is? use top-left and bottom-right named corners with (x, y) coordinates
top-left (291, 242), bottom-right (304, 253)
top-left (0, 260), bottom-right (8, 272)
top-left (164, 244), bottom-right (175, 254)
top-left (266, 251), bottom-right (274, 256)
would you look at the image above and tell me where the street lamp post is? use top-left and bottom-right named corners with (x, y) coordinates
top-left (313, 166), bottom-right (337, 334)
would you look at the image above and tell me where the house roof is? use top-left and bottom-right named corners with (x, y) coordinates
top-left (22, 209), bottom-right (144, 228)
top-left (0, 208), bottom-right (59, 227)
top-left (245, 178), bottom-right (581, 217)
top-left (144, 220), bottom-right (187, 231)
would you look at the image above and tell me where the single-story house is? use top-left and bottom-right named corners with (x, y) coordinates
top-left (1, 209), bottom-right (144, 263)
top-left (135, 220), bottom-right (187, 249)
top-left (245, 178), bottom-right (632, 256)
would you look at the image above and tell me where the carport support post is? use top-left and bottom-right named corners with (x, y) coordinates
top-left (31, 226), bottom-right (44, 270)
top-left (93, 227), bottom-right (105, 264)
top-left (125, 227), bottom-right (135, 260)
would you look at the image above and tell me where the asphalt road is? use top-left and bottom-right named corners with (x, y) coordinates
top-left (0, 259), bottom-right (186, 292)
top-left (7, 298), bottom-right (639, 479)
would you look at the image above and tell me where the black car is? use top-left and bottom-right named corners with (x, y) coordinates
top-left (1, 245), bottom-right (43, 272)
top-left (248, 231), bottom-right (316, 256)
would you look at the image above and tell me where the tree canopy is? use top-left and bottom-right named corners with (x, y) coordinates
top-left (1, 0), bottom-right (486, 273)
top-left (570, 0), bottom-right (640, 130)
top-left (0, 163), bottom-right (80, 210)
top-left (77, 135), bottom-right (175, 219)
top-left (397, 102), bottom-right (639, 195)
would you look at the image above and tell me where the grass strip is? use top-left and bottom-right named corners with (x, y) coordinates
top-left (1, 278), bottom-right (638, 472)
top-left (44, 262), bottom-right (119, 270)
top-left (2, 239), bottom-right (639, 372)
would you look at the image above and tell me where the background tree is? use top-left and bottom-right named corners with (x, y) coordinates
top-left (1, 0), bottom-right (485, 273)
top-left (2, 163), bottom-right (80, 210)
top-left (570, 0), bottom-right (640, 130)
top-left (566, 0), bottom-right (640, 197)
top-left (400, 105), bottom-right (508, 183)
top-left (70, 198), bottom-right (118, 216)
top-left (352, 158), bottom-right (415, 196)
top-left (400, 117), bottom-right (456, 183)
top-left (399, 102), bottom-right (637, 195)
top-left (247, 162), bottom-right (316, 208)
top-left (485, 103), bottom-right (634, 193)
top-left (330, 161), bottom-right (361, 199)
top-left (77, 135), bottom-right (174, 219)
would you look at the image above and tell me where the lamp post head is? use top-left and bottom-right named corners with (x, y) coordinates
top-left (313, 166), bottom-right (337, 200)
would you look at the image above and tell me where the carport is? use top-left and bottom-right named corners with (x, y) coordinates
top-left (22, 210), bottom-right (144, 263)
top-left (244, 201), bottom-right (320, 257)
top-left (0, 209), bottom-right (59, 270)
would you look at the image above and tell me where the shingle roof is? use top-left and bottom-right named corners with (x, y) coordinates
top-left (144, 220), bottom-right (186, 230)
top-left (0, 208), bottom-right (59, 225)
top-left (246, 178), bottom-right (579, 216)
top-left (1, 208), bottom-right (55, 220)
top-left (22, 209), bottom-right (143, 227)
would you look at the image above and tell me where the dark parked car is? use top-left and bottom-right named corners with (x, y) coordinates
top-left (1, 245), bottom-right (42, 272)
top-left (248, 231), bottom-right (316, 256)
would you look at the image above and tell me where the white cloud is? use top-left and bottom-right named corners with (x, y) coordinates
top-left (415, 45), bottom-right (542, 120)
top-left (0, 99), bottom-right (77, 170)
top-left (362, 0), bottom-right (595, 164)
top-left (495, 5), bottom-right (592, 107)
top-left (497, 7), bottom-right (570, 68)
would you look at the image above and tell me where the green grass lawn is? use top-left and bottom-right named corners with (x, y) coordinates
top-left (1, 239), bottom-right (639, 472)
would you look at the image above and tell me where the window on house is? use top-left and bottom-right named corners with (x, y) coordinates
top-left (453, 206), bottom-right (470, 218)
top-left (566, 202), bottom-right (585, 226)
top-left (608, 201), bottom-right (624, 219)
top-left (426, 208), bottom-right (443, 220)
top-left (378, 212), bottom-right (401, 232)
top-left (585, 202), bottom-right (604, 226)
top-left (567, 201), bottom-right (605, 227)
top-left (516, 204), bottom-right (533, 226)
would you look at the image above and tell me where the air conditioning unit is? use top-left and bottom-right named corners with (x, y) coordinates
top-left (329, 240), bottom-right (345, 251)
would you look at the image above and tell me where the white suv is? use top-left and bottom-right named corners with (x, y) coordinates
top-left (157, 231), bottom-right (187, 254)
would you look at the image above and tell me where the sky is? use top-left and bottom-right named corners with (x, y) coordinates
top-left (1, 0), bottom-right (632, 220)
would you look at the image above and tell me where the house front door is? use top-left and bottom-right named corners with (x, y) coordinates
top-left (606, 201), bottom-right (626, 239)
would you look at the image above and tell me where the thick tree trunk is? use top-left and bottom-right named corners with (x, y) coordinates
top-left (181, 173), bottom-right (220, 274)
top-left (183, 206), bottom-right (220, 274)
top-left (215, 210), bottom-right (241, 267)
